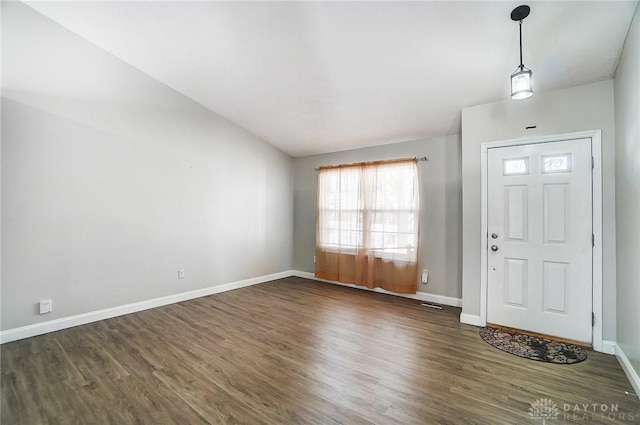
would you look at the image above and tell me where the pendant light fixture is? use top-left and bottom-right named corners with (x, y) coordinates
top-left (510, 5), bottom-right (533, 100)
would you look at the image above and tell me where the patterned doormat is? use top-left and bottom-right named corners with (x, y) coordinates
top-left (479, 327), bottom-right (587, 364)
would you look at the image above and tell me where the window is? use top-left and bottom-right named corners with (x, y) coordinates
top-left (542, 153), bottom-right (572, 173)
top-left (316, 160), bottom-right (420, 262)
top-left (503, 157), bottom-right (529, 175)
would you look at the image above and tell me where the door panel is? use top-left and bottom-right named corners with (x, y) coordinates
top-left (504, 258), bottom-right (527, 307)
top-left (487, 138), bottom-right (592, 343)
top-left (542, 261), bottom-right (567, 313)
top-left (505, 185), bottom-right (527, 240)
top-left (543, 184), bottom-right (567, 243)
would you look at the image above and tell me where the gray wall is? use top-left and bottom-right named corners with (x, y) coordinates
top-left (1, 2), bottom-right (293, 331)
top-left (614, 5), bottom-right (640, 383)
top-left (293, 134), bottom-right (462, 299)
top-left (460, 80), bottom-right (617, 341)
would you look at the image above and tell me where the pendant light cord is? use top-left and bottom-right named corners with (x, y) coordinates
top-left (519, 20), bottom-right (524, 69)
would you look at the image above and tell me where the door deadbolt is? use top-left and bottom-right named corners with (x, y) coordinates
top-left (491, 233), bottom-right (498, 239)
top-left (490, 245), bottom-right (499, 252)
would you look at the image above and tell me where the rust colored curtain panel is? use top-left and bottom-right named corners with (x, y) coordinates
top-left (315, 158), bottom-right (420, 294)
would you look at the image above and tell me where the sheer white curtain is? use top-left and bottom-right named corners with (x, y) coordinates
top-left (315, 158), bottom-right (420, 294)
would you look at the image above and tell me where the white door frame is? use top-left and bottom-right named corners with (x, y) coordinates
top-left (480, 130), bottom-right (603, 352)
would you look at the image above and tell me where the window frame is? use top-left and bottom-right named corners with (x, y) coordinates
top-left (316, 161), bottom-right (419, 262)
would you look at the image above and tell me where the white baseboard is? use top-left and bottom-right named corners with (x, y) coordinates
top-left (0, 270), bottom-right (295, 344)
top-left (615, 343), bottom-right (640, 397)
top-left (601, 340), bottom-right (616, 355)
top-left (291, 270), bottom-right (462, 307)
top-left (460, 313), bottom-right (482, 327)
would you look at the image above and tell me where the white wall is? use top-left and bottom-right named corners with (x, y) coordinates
top-left (614, 5), bottom-right (640, 385)
top-left (460, 80), bottom-right (617, 341)
top-left (1, 2), bottom-right (293, 331)
top-left (293, 134), bottom-right (462, 299)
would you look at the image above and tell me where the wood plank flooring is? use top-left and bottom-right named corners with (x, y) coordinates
top-left (2, 277), bottom-right (639, 424)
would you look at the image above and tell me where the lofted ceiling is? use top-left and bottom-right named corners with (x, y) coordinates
top-left (23, 1), bottom-right (638, 157)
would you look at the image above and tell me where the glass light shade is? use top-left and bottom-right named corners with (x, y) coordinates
top-left (511, 67), bottom-right (533, 100)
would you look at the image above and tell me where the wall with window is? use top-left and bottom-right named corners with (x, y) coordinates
top-left (1, 3), bottom-right (293, 332)
top-left (460, 80), bottom-right (617, 341)
top-left (293, 134), bottom-right (462, 300)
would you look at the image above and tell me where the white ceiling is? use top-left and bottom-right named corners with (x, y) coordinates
top-left (24, 1), bottom-right (638, 157)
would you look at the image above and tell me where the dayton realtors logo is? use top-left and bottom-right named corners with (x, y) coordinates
top-left (563, 402), bottom-right (635, 422)
top-left (529, 398), bottom-right (559, 423)
top-left (529, 398), bottom-right (637, 422)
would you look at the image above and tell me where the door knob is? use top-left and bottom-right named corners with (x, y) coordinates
top-left (491, 245), bottom-right (499, 252)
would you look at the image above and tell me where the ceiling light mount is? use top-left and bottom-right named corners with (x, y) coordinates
top-left (510, 5), bottom-right (533, 100)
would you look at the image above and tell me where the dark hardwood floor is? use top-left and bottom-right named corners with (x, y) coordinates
top-left (2, 277), bottom-right (639, 424)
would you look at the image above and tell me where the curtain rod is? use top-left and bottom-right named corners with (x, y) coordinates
top-left (314, 156), bottom-right (428, 171)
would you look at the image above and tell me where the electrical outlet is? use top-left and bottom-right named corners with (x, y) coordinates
top-left (178, 269), bottom-right (185, 279)
top-left (421, 269), bottom-right (429, 284)
top-left (313, 256), bottom-right (316, 263)
top-left (39, 300), bottom-right (52, 314)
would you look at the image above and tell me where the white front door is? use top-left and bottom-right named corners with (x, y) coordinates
top-left (486, 138), bottom-right (593, 343)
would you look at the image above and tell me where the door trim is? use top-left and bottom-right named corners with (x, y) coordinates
top-left (480, 130), bottom-right (603, 352)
